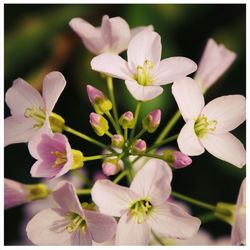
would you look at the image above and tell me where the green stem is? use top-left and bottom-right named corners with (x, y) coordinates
top-left (129, 101), bottom-right (142, 140)
top-left (105, 130), bottom-right (113, 138)
top-left (106, 76), bottom-right (121, 133)
top-left (155, 110), bottom-right (181, 144)
top-left (123, 157), bottom-right (133, 183)
top-left (199, 212), bottom-right (217, 223)
top-left (113, 170), bottom-right (128, 184)
top-left (63, 125), bottom-right (116, 153)
top-left (124, 128), bottom-right (128, 141)
top-left (131, 153), bottom-right (164, 161)
top-left (130, 128), bottom-right (146, 145)
top-left (171, 191), bottom-right (216, 211)
top-left (76, 189), bottom-right (91, 195)
top-left (106, 111), bottom-right (121, 135)
top-left (84, 154), bottom-right (115, 161)
top-left (147, 134), bottom-right (178, 153)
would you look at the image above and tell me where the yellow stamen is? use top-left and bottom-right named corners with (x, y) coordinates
top-left (51, 151), bottom-right (67, 168)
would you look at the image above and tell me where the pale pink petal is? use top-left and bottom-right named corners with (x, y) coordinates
top-left (178, 120), bottom-right (205, 156)
top-left (4, 115), bottom-right (37, 146)
top-left (101, 15), bottom-right (130, 54)
top-left (26, 208), bottom-right (74, 245)
top-left (127, 30), bottom-right (161, 72)
top-left (91, 179), bottom-right (139, 217)
top-left (130, 159), bottom-right (172, 205)
top-left (172, 77), bottom-right (204, 121)
top-left (195, 38), bottom-right (237, 91)
top-left (75, 229), bottom-right (93, 246)
top-left (42, 71), bottom-right (66, 114)
top-left (5, 78), bottom-right (44, 116)
top-left (84, 209), bottom-right (117, 243)
top-left (152, 57), bottom-right (197, 85)
top-left (53, 181), bottom-right (84, 216)
top-left (125, 79), bottom-right (163, 101)
top-left (115, 213), bottom-right (151, 245)
top-left (200, 132), bottom-right (246, 168)
top-left (30, 160), bottom-right (61, 178)
top-left (148, 203), bottom-right (201, 239)
top-left (201, 95), bottom-right (246, 133)
top-left (69, 17), bottom-right (105, 55)
top-left (91, 53), bottom-right (131, 80)
top-left (130, 25), bottom-right (154, 39)
top-left (4, 178), bottom-right (28, 209)
top-left (231, 178), bottom-right (246, 245)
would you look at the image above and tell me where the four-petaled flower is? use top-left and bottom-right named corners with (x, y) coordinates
top-left (91, 30), bottom-right (197, 101)
top-left (26, 181), bottom-right (117, 245)
top-left (172, 77), bottom-right (246, 168)
top-left (4, 71), bottom-right (66, 146)
top-left (92, 158), bottom-right (201, 245)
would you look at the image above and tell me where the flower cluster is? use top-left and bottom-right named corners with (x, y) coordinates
top-left (4, 15), bottom-right (246, 246)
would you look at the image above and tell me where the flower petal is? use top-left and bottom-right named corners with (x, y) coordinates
top-left (177, 120), bottom-right (205, 156)
top-left (125, 79), bottom-right (163, 101)
top-left (5, 78), bottom-right (44, 116)
top-left (69, 17), bottom-right (105, 55)
top-left (148, 203), bottom-right (201, 239)
top-left (130, 25), bottom-right (154, 39)
top-left (101, 15), bottom-right (130, 54)
top-left (200, 132), bottom-right (246, 168)
top-left (172, 77), bottom-right (204, 121)
top-left (85, 209), bottom-right (117, 243)
top-left (91, 179), bottom-right (139, 217)
top-left (26, 208), bottom-right (74, 245)
top-left (195, 38), bottom-right (237, 92)
top-left (42, 71), bottom-right (66, 114)
top-left (130, 159), bottom-right (172, 205)
top-left (201, 95), bottom-right (246, 133)
top-left (152, 57), bottom-right (197, 85)
top-left (53, 181), bottom-right (84, 216)
top-left (115, 213), bottom-right (151, 245)
top-left (4, 115), bottom-right (37, 146)
top-left (127, 30), bottom-right (161, 72)
top-left (91, 53), bottom-right (131, 80)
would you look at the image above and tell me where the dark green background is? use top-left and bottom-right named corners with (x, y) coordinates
top-left (4, 4), bottom-right (246, 245)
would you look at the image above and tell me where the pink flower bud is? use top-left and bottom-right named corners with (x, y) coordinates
top-left (93, 171), bottom-right (108, 182)
top-left (102, 162), bottom-right (119, 176)
top-left (172, 151), bottom-right (192, 169)
top-left (89, 112), bottom-right (109, 136)
top-left (86, 85), bottom-right (105, 104)
top-left (131, 139), bottom-right (147, 154)
top-left (143, 109), bottom-right (161, 133)
top-left (111, 134), bottom-right (124, 149)
top-left (119, 111), bottom-right (135, 129)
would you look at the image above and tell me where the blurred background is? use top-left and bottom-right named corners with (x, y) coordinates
top-left (4, 4), bottom-right (246, 245)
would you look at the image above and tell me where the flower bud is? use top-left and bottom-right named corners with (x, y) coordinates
top-left (143, 109), bottom-right (161, 133)
top-left (119, 111), bottom-right (135, 129)
top-left (93, 171), bottom-right (108, 182)
top-left (89, 112), bottom-right (109, 136)
top-left (102, 158), bottom-right (121, 176)
top-left (86, 85), bottom-right (112, 115)
top-left (131, 139), bottom-right (147, 154)
top-left (111, 134), bottom-right (124, 149)
top-left (4, 178), bottom-right (49, 209)
top-left (161, 149), bottom-right (192, 169)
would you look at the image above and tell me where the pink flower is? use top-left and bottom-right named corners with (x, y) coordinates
top-left (231, 178), bottom-right (246, 245)
top-left (4, 178), bottom-right (49, 209)
top-left (28, 128), bottom-right (84, 179)
top-left (26, 181), bottom-right (117, 245)
top-left (4, 71), bottom-right (66, 146)
top-left (195, 38), bottom-right (236, 92)
top-left (172, 77), bottom-right (246, 168)
top-left (91, 30), bottom-right (197, 101)
top-left (69, 15), bottom-right (153, 55)
top-left (92, 159), bottom-right (200, 245)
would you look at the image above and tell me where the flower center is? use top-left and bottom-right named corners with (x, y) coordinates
top-left (51, 150), bottom-right (67, 168)
top-left (134, 60), bottom-right (154, 86)
top-left (130, 199), bottom-right (153, 224)
top-left (66, 213), bottom-right (86, 233)
top-left (194, 115), bottom-right (217, 138)
top-left (24, 107), bottom-right (46, 128)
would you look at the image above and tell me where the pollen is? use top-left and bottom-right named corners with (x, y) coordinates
top-left (66, 213), bottom-right (86, 233)
top-left (51, 151), bottom-right (67, 168)
top-left (194, 115), bottom-right (217, 138)
top-left (134, 60), bottom-right (154, 86)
